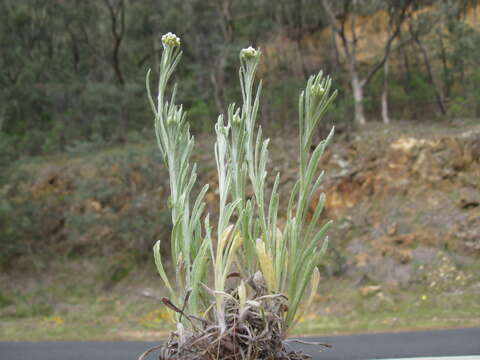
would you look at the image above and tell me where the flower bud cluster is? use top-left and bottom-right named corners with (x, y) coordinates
top-left (240, 46), bottom-right (258, 60)
top-left (311, 84), bottom-right (325, 97)
top-left (232, 114), bottom-right (242, 126)
top-left (162, 32), bottom-right (181, 47)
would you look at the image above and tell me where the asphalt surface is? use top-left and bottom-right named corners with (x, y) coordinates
top-left (1, 328), bottom-right (479, 360)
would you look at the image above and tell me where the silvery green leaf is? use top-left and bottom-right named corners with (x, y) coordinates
top-left (153, 240), bottom-right (175, 299)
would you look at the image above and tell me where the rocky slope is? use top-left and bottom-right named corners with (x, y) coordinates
top-left (315, 124), bottom-right (480, 290)
top-left (1, 121), bottom-right (479, 316)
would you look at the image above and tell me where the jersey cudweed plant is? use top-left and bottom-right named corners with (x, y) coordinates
top-left (139, 32), bottom-right (337, 360)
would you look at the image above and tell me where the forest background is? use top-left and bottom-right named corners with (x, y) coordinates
top-left (1, 0), bottom-right (480, 341)
top-left (2, 0), bottom-right (480, 160)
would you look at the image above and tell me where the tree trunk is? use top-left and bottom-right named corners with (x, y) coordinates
top-left (211, 55), bottom-right (226, 115)
top-left (352, 75), bottom-right (366, 125)
top-left (413, 35), bottom-right (447, 115)
top-left (329, 27), bottom-right (341, 72)
top-left (104, 0), bottom-right (125, 87)
top-left (382, 58), bottom-right (390, 124)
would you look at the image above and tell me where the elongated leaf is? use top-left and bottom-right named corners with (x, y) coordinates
top-left (153, 240), bottom-right (175, 299)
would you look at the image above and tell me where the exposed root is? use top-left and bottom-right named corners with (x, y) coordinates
top-left (138, 281), bottom-right (330, 360)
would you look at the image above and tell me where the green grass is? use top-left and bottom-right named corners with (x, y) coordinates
top-left (2, 275), bottom-right (479, 341)
top-left (294, 286), bottom-right (480, 336)
top-left (0, 284), bottom-right (171, 341)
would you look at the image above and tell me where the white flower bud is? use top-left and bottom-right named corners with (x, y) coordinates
top-left (311, 84), bottom-right (325, 97)
top-left (161, 32), bottom-right (181, 47)
top-left (240, 46), bottom-right (258, 60)
top-left (232, 114), bottom-right (241, 125)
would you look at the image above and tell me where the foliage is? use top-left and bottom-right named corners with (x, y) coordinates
top-left (144, 33), bottom-right (336, 360)
top-left (2, 1), bottom-right (480, 161)
top-left (0, 144), bottom-right (172, 271)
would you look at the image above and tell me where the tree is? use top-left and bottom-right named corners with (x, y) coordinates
top-left (103, 0), bottom-right (126, 87)
top-left (321, 0), bottom-right (417, 125)
top-left (407, 6), bottom-right (448, 116)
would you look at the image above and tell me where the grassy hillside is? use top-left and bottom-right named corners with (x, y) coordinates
top-left (1, 119), bottom-right (479, 340)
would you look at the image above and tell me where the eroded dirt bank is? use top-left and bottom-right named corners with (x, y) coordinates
top-left (1, 121), bottom-right (479, 339)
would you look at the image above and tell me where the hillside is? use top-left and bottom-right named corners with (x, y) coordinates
top-left (1, 119), bottom-right (479, 340)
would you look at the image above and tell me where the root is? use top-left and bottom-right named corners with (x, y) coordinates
top-left (138, 281), bottom-right (330, 360)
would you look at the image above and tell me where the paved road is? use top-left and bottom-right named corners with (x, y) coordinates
top-left (1, 328), bottom-right (479, 360)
